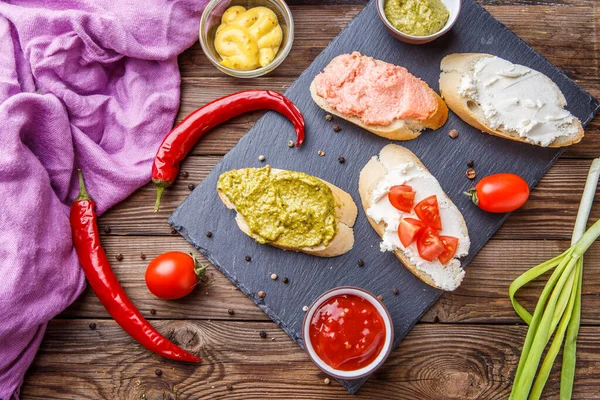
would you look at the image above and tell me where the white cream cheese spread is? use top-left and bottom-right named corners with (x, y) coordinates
top-left (366, 161), bottom-right (470, 291)
top-left (458, 56), bottom-right (580, 147)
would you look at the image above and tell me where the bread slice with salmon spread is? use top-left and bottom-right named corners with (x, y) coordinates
top-left (359, 144), bottom-right (470, 291)
top-left (217, 166), bottom-right (357, 257)
top-left (439, 53), bottom-right (584, 147)
top-left (310, 52), bottom-right (448, 141)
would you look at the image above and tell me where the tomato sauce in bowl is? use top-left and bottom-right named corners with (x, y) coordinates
top-left (309, 294), bottom-right (386, 371)
top-left (302, 287), bottom-right (394, 379)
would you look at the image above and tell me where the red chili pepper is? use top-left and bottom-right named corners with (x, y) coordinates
top-left (70, 170), bottom-right (200, 363)
top-left (152, 90), bottom-right (305, 211)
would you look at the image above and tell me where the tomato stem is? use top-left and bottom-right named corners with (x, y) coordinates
top-left (463, 189), bottom-right (478, 206)
top-left (189, 253), bottom-right (208, 280)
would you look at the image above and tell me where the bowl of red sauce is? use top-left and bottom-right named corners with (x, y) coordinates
top-left (302, 287), bottom-right (394, 379)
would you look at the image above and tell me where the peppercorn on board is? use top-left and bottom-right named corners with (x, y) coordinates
top-left (170, 0), bottom-right (599, 393)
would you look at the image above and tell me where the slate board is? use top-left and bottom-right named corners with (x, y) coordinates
top-left (170, 0), bottom-right (599, 393)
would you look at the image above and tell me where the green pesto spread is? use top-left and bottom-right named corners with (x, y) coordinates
top-left (384, 0), bottom-right (450, 37)
top-left (217, 166), bottom-right (337, 248)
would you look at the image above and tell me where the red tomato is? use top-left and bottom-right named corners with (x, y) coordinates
top-left (438, 236), bottom-right (459, 264)
top-left (414, 195), bottom-right (442, 230)
top-left (388, 185), bottom-right (415, 213)
top-left (466, 173), bottom-right (530, 213)
top-left (416, 227), bottom-right (445, 262)
top-left (145, 252), bottom-right (204, 300)
top-left (398, 218), bottom-right (427, 247)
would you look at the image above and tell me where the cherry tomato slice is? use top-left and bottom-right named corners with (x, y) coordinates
top-left (414, 195), bottom-right (442, 230)
top-left (398, 218), bottom-right (427, 248)
top-left (467, 173), bottom-right (530, 213)
top-left (438, 236), bottom-right (459, 264)
top-left (388, 185), bottom-right (415, 213)
top-left (416, 227), bottom-right (445, 262)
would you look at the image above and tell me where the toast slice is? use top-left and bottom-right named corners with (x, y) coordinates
top-left (310, 53), bottom-right (448, 141)
top-left (218, 168), bottom-right (357, 257)
top-left (358, 144), bottom-right (470, 291)
top-left (439, 53), bottom-right (584, 147)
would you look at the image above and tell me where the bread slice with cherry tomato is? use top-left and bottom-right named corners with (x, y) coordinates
top-left (217, 167), bottom-right (358, 257)
top-left (358, 144), bottom-right (470, 291)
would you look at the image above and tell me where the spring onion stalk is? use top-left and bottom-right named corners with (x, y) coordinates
top-left (509, 158), bottom-right (600, 400)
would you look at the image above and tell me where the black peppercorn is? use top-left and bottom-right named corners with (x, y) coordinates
top-left (171, 228), bottom-right (177, 234)
top-left (181, 171), bottom-right (189, 178)
top-left (338, 156), bottom-right (345, 164)
top-left (150, 309), bottom-right (156, 315)
top-left (155, 368), bottom-right (162, 376)
top-left (205, 231), bottom-right (212, 238)
top-left (333, 124), bottom-right (341, 132)
top-left (282, 277), bottom-right (289, 284)
top-left (392, 287), bottom-right (399, 295)
top-left (227, 309), bottom-right (235, 316)
top-left (357, 259), bottom-right (365, 267)
top-left (115, 253), bottom-right (123, 261)
top-left (188, 183), bottom-right (195, 191)
top-left (467, 160), bottom-right (475, 168)
top-left (245, 255), bottom-right (251, 262)
top-left (227, 383), bottom-right (233, 391)
top-left (89, 322), bottom-right (97, 330)
top-left (259, 331), bottom-right (267, 338)
top-left (140, 253), bottom-right (146, 260)
top-left (103, 226), bottom-right (111, 234)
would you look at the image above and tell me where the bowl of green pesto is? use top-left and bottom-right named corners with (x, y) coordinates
top-left (377, 0), bottom-right (461, 44)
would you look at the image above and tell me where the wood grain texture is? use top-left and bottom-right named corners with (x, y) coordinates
top-left (58, 235), bottom-right (600, 326)
top-left (98, 158), bottom-right (600, 240)
top-left (21, 320), bottom-right (600, 399)
top-left (21, 0), bottom-right (600, 398)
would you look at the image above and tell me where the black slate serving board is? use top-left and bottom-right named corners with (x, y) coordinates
top-left (171, 0), bottom-right (599, 393)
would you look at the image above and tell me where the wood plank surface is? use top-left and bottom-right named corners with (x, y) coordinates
top-left (21, 321), bottom-right (600, 399)
top-left (21, 0), bottom-right (600, 398)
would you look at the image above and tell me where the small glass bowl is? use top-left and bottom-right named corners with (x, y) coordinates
top-left (302, 286), bottom-right (395, 380)
top-left (199, 0), bottom-right (294, 78)
top-left (377, 0), bottom-right (462, 44)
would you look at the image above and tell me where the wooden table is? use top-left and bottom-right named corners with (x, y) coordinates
top-left (21, 0), bottom-right (600, 398)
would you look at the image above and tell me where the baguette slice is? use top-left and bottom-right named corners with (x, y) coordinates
top-left (218, 168), bottom-right (357, 257)
top-left (439, 53), bottom-right (584, 147)
top-left (310, 56), bottom-right (448, 141)
top-left (358, 144), bottom-right (469, 291)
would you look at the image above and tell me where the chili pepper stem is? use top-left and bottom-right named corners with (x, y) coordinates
top-left (463, 189), bottom-right (478, 206)
top-left (154, 183), bottom-right (165, 212)
top-left (75, 169), bottom-right (91, 202)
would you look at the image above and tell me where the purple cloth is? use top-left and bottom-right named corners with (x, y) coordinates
top-left (0, 1), bottom-right (207, 397)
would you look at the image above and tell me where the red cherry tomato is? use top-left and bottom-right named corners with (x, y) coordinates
top-left (388, 185), bottom-right (415, 213)
top-left (145, 252), bottom-right (205, 300)
top-left (438, 236), bottom-right (459, 264)
top-left (398, 218), bottom-right (427, 247)
top-left (414, 195), bottom-right (442, 230)
top-left (416, 227), bottom-right (445, 262)
top-left (466, 173), bottom-right (530, 213)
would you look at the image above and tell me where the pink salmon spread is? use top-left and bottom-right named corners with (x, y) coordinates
top-left (314, 52), bottom-right (437, 126)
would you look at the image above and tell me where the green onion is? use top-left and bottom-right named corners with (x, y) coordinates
top-left (509, 158), bottom-right (600, 400)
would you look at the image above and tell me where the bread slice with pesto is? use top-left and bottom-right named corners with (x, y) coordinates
top-left (358, 144), bottom-right (470, 291)
top-left (439, 53), bottom-right (584, 147)
top-left (217, 166), bottom-right (357, 257)
top-left (310, 52), bottom-right (448, 141)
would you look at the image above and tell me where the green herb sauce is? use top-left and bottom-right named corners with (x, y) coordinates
top-left (217, 166), bottom-right (337, 248)
top-left (384, 0), bottom-right (450, 37)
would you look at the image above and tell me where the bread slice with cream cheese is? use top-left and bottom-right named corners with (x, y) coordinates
top-left (359, 145), bottom-right (470, 291)
top-left (218, 168), bottom-right (357, 257)
top-left (310, 53), bottom-right (448, 141)
top-left (439, 53), bottom-right (584, 147)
